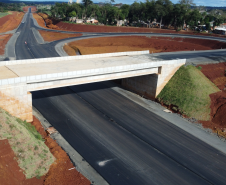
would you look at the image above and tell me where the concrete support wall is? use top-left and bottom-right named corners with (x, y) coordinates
top-left (122, 63), bottom-right (184, 100)
top-left (0, 84), bottom-right (33, 122)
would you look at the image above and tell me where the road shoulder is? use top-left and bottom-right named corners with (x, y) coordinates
top-left (33, 106), bottom-right (109, 185)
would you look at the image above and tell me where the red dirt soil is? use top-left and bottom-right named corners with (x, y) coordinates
top-left (0, 34), bottom-right (12, 55)
top-left (37, 13), bottom-right (59, 29)
top-left (0, 117), bottom-right (90, 185)
top-left (198, 63), bottom-right (226, 137)
top-left (33, 13), bottom-right (47, 28)
top-left (31, 116), bottom-right (90, 185)
top-left (0, 139), bottom-right (45, 185)
top-left (0, 12), bottom-right (24, 33)
top-left (39, 30), bottom-right (82, 42)
top-left (66, 36), bottom-right (226, 56)
top-left (56, 22), bottom-right (225, 38)
top-left (23, 6), bottom-right (37, 13)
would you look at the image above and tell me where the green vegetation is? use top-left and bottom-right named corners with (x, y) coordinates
top-left (48, 0), bottom-right (226, 29)
top-left (157, 65), bottom-right (220, 120)
top-left (0, 2), bottom-right (23, 12)
top-left (0, 12), bottom-right (10, 18)
top-left (0, 108), bottom-right (55, 179)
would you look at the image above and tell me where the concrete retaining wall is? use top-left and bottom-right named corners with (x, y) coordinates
top-left (0, 84), bottom-right (32, 122)
top-left (122, 62), bottom-right (184, 99)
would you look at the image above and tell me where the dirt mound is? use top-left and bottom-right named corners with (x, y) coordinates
top-left (30, 116), bottom-right (90, 185)
top-left (0, 12), bottom-right (24, 33)
top-left (66, 36), bottom-right (226, 56)
top-left (198, 62), bottom-right (226, 137)
top-left (38, 13), bottom-right (59, 29)
top-left (38, 30), bottom-right (82, 42)
top-left (33, 13), bottom-right (46, 28)
top-left (199, 62), bottom-right (226, 90)
top-left (210, 92), bottom-right (226, 122)
top-left (23, 6), bottom-right (37, 12)
top-left (0, 34), bottom-right (12, 55)
top-left (64, 44), bottom-right (78, 55)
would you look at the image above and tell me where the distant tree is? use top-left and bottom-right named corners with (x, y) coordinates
top-left (82, 0), bottom-right (93, 18)
top-left (82, 0), bottom-right (93, 8)
top-left (178, 0), bottom-right (196, 29)
top-left (155, 0), bottom-right (173, 29)
top-left (172, 4), bottom-right (184, 29)
top-left (120, 4), bottom-right (130, 20)
top-left (69, 10), bottom-right (76, 17)
top-left (206, 22), bottom-right (210, 30)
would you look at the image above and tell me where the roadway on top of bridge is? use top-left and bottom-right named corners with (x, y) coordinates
top-left (0, 51), bottom-right (179, 78)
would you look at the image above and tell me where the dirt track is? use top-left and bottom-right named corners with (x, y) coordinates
top-left (65, 36), bottom-right (226, 56)
top-left (0, 12), bottom-right (24, 33)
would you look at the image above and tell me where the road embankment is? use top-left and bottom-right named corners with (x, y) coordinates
top-left (64, 36), bottom-right (226, 56)
top-left (0, 12), bottom-right (24, 33)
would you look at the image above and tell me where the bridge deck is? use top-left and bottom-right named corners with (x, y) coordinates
top-left (6, 54), bottom-right (159, 77)
top-left (0, 66), bottom-right (18, 80)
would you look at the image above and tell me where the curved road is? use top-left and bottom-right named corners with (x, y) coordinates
top-left (13, 9), bottom-right (226, 185)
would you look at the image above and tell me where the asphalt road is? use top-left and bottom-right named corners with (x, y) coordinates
top-left (15, 9), bottom-right (226, 185)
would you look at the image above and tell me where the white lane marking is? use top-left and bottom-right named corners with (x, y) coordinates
top-left (68, 167), bottom-right (75, 170)
top-left (98, 159), bottom-right (113, 167)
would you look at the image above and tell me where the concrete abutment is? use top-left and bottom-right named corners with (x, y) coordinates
top-left (0, 83), bottom-right (33, 122)
top-left (122, 63), bottom-right (183, 100)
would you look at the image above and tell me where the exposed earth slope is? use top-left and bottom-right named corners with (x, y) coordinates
top-left (0, 12), bottom-right (24, 33)
top-left (64, 36), bottom-right (226, 55)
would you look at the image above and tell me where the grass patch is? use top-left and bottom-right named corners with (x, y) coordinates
top-left (157, 65), bottom-right (220, 120)
top-left (0, 12), bottom-right (10, 18)
top-left (43, 11), bottom-right (51, 16)
top-left (0, 108), bottom-right (55, 179)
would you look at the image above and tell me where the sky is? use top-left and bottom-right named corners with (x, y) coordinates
top-left (9, 0), bottom-right (226, 6)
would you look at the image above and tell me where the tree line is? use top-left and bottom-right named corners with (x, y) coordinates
top-left (46, 0), bottom-right (226, 30)
top-left (0, 2), bottom-right (24, 12)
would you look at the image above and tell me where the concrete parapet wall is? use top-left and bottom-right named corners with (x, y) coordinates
top-left (0, 50), bottom-right (149, 66)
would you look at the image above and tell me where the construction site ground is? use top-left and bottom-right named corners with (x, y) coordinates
top-left (198, 63), bottom-right (226, 138)
top-left (0, 11), bottom-right (24, 33)
top-left (23, 6), bottom-right (37, 13)
top-left (64, 36), bottom-right (226, 56)
top-left (39, 30), bottom-right (82, 42)
top-left (0, 34), bottom-right (12, 55)
top-left (0, 116), bottom-right (90, 185)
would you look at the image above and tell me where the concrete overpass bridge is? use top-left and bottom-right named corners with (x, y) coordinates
top-left (0, 50), bottom-right (185, 122)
